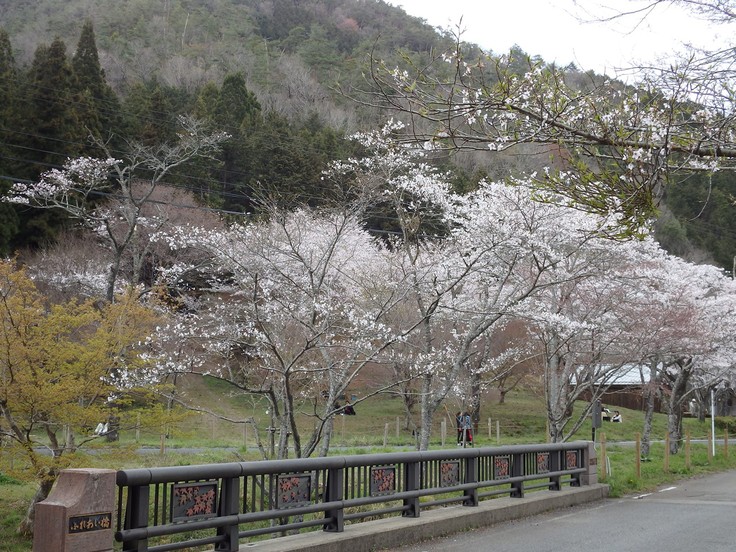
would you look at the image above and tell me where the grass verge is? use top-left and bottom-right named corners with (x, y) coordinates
top-left (2, 392), bottom-right (735, 551)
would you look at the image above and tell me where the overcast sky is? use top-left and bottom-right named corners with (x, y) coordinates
top-left (386, 1), bottom-right (729, 77)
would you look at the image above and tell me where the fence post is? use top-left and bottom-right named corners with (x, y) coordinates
top-left (323, 467), bottom-right (344, 532)
top-left (725, 430), bottom-right (729, 459)
top-left (403, 460), bottom-right (421, 518)
top-left (216, 476), bottom-right (240, 551)
top-left (635, 433), bottom-right (641, 479)
top-left (600, 433), bottom-right (607, 481)
top-left (548, 447), bottom-right (561, 490)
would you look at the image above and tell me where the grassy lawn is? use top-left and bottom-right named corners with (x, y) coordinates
top-left (2, 389), bottom-right (735, 551)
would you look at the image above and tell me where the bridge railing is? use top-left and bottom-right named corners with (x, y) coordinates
top-left (115, 441), bottom-right (594, 552)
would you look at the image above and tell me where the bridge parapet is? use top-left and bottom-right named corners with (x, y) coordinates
top-left (115, 441), bottom-right (594, 552)
top-left (33, 441), bottom-right (596, 552)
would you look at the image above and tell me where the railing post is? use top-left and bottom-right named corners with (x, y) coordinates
top-left (216, 476), bottom-right (240, 551)
top-left (402, 460), bottom-right (420, 518)
top-left (323, 467), bottom-right (344, 532)
top-left (549, 448), bottom-right (561, 491)
top-left (510, 452), bottom-right (524, 498)
top-left (463, 456), bottom-right (478, 507)
top-left (122, 484), bottom-right (149, 552)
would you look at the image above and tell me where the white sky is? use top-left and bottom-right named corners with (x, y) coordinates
top-left (387, 1), bottom-right (730, 77)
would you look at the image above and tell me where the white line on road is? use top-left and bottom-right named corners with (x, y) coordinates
top-left (633, 486), bottom-right (677, 499)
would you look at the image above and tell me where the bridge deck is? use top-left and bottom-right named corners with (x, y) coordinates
top-left (241, 484), bottom-right (609, 552)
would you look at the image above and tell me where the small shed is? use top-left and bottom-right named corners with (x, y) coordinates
top-left (581, 364), bottom-right (664, 413)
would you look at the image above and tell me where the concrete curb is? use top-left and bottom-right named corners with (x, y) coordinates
top-left (238, 483), bottom-right (609, 552)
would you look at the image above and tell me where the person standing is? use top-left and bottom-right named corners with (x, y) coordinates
top-left (457, 411), bottom-right (473, 446)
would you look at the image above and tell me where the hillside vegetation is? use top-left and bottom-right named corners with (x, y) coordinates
top-left (0, 0), bottom-right (730, 264)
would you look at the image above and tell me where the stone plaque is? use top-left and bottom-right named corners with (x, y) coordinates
top-left (68, 512), bottom-right (112, 534)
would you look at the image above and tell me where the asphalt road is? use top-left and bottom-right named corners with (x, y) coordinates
top-left (388, 470), bottom-right (736, 552)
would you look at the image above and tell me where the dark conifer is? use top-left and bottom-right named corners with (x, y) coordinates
top-left (16, 38), bottom-right (83, 247)
top-left (0, 29), bottom-right (20, 255)
top-left (212, 73), bottom-right (261, 207)
top-left (25, 38), bottom-right (84, 170)
top-left (72, 20), bottom-right (121, 149)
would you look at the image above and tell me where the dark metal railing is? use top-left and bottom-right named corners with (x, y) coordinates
top-left (115, 442), bottom-right (591, 552)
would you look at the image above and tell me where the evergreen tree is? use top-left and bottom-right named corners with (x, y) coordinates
top-left (213, 73), bottom-right (261, 209)
top-left (666, 172), bottom-right (736, 269)
top-left (0, 29), bottom-right (20, 254)
top-left (214, 72), bottom-right (261, 130)
top-left (71, 20), bottom-right (122, 152)
top-left (121, 80), bottom-right (181, 146)
top-left (188, 81), bottom-right (224, 205)
top-left (192, 81), bottom-right (220, 122)
top-left (16, 38), bottom-right (85, 247)
top-left (240, 112), bottom-right (320, 210)
top-left (24, 38), bottom-right (85, 173)
top-left (0, 29), bottom-right (16, 148)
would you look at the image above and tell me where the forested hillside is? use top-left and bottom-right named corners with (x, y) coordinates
top-left (0, 0), bottom-right (732, 267)
top-left (0, 0), bottom-right (474, 253)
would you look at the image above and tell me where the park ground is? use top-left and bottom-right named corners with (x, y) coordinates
top-left (3, 385), bottom-right (736, 552)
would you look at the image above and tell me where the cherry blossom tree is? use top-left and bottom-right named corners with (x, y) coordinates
top-left (325, 123), bottom-right (636, 449)
top-left (153, 206), bottom-right (409, 459)
top-left (360, 19), bottom-right (736, 232)
top-left (4, 116), bottom-right (228, 302)
top-left (655, 259), bottom-right (736, 453)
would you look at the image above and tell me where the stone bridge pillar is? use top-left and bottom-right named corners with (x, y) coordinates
top-left (581, 441), bottom-right (598, 485)
top-left (32, 468), bottom-right (116, 552)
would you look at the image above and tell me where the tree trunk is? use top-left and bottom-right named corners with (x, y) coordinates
top-left (667, 409), bottom-right (683, 454)
top-left (640, 385), bottom-right (656, 458)
top-left (418, 373), bottom-right (436, 450)
top-left (545, 344), bottom-right (567, 443)
top-left (666, 358), bottom-right (693, 454)
top-left (401, 388), bottom-right (417, 432)
top-left (18, 470), bottom-right (58, 536)
top-left (318, 417), bottom-right (334, 457)
top-left (469, 371), bottom-right (481, 434)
